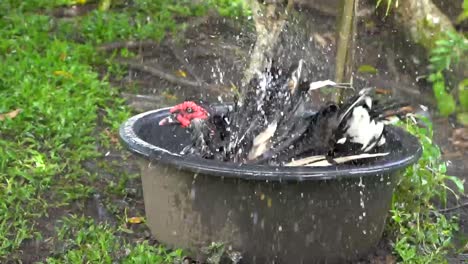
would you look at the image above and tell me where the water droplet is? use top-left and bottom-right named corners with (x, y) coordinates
top-left (291, 222), bottom-right (299, 232)
top-left (252, 212), bottom-right (258, 225)
top-left (190, 187), bottom-right (196, 200)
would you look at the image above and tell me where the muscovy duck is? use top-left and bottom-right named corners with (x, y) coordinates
top-left (158, 60), bottom-right (310, 161)
top-left (158, 61), bottom-right (410, 166)
top-left (259, 87), bottom-right (412, 166)
top-left (158, 100), bottom-right (232, 160)
top-left (226, 60), bottom-right (354, 163)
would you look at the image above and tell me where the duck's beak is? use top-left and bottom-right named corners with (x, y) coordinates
top-left (159, 114), bottom-right (179, 126)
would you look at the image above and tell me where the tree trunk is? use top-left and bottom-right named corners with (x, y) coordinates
top-left (334, 0), bottom-right (358, 102)
top-left (394, 0), bottom-right (456, 51)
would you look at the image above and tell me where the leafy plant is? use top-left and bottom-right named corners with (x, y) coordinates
top-left (201, 242), bottom-right (242, 264)
top-left (459, 79), bottom-right (468, 112)
top-left (429, 31), bottom-right (466, 72)
top-left (202, 242), bottom-right (227, 264)
top-left (389, 116), bottom-right (465, 262)
top-left (428, 23), bottom-right (468, 119)
top-left (123, 242), bottom-right (184, 264)
top-left (457, 0), bottom-right (468, 23)
top-left (428, 72), bottom-right (457, 116)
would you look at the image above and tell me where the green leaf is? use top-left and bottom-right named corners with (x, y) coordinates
top-left (459, 79), bottom-right (468, 111)
top-left (438, 163), bottom-right (447, 174)
top-left (431, 47), bottom-right (449, 55)
top-left (457, 0), bottom-right (468, 23)
top-left (119, 227), bottom-right (134, 234)
top-left (357, 64), bottom-right (378, 74)
top-left (428, 72), bottom-right (443, 82)
top-left (437, 93), bottom-right (456, 116)
top-left (445, 176), bottom-right (465, 194)
top-left (458, 13), bottom-right (468, 23)
top-left (456, 112), bottom-right (468, 126)
top-left (431, 78), bottom-right (456, 116)
top-left (435, 39), bottom-right (451, 47)
top-left (99, 0), bottom-right (112, 11)
top-left (432, 80), bottom-right (446, 98)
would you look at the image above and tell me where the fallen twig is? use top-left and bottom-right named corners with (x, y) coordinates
top-left (97, 16), bottom-right (209, 52)
top-left (121, 93), bottom-right (169, 112)
top-left (121, 93), bottom-right (165, 103)
top-left (437, 202), bottom-right (468, 213)
top-left (163, 42), bottom-right (206, 85)
top-left (122, 60), bottom-right (203, 87)
top-left (51, 4), bottom-right (97, 18)
top-left (117, 59), bottom-right (232, 95)
top-left (98, 40), bottom-right (160, 52)
top-left (0, 109), bottom-right (22, 121)
top-left (99, 39), bottom-right (211, 86)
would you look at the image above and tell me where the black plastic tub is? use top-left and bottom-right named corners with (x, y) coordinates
top-left (119, 106), bottom-right (422, 264)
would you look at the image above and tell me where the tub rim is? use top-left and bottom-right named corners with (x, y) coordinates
top-left (119, 107), bottom-right (422, 181)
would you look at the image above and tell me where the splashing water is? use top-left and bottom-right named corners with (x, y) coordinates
top-left (357, 176), bottom-right (368, 235)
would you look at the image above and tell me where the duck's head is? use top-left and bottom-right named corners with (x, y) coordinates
top-left (158, 101), bottom-right (209, 128)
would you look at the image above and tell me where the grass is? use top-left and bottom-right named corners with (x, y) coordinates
top-left (0, 13), bottom-right (117, 257)
top-left (45, 215), bottom-right (184, 263)
top-left (0, 21), bottom-right (122, 263)
top-left (0, 0), bottom-right (180, 261)
top-left (0, 0), bottom-right (464, 263)
top-left (389, 117), bottom-right (465, 263)
top-left (0, 0), bottom-right (251, 262)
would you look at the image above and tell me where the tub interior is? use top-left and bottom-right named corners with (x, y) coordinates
top-left (131, 108), bottom-right (418, 169)
top-left (136, 112), bottom-right (193, 153)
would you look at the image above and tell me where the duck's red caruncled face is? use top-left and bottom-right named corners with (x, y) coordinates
top-left (159, 101), bottom-right (209, 128)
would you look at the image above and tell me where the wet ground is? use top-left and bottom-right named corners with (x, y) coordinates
top-left (18, 3), bottom-right (467, 263)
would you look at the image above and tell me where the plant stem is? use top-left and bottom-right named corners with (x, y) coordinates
top-left (437, 202), bottom-right (468, 213)
top-left (334, 0), bottom-right (358, 103)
